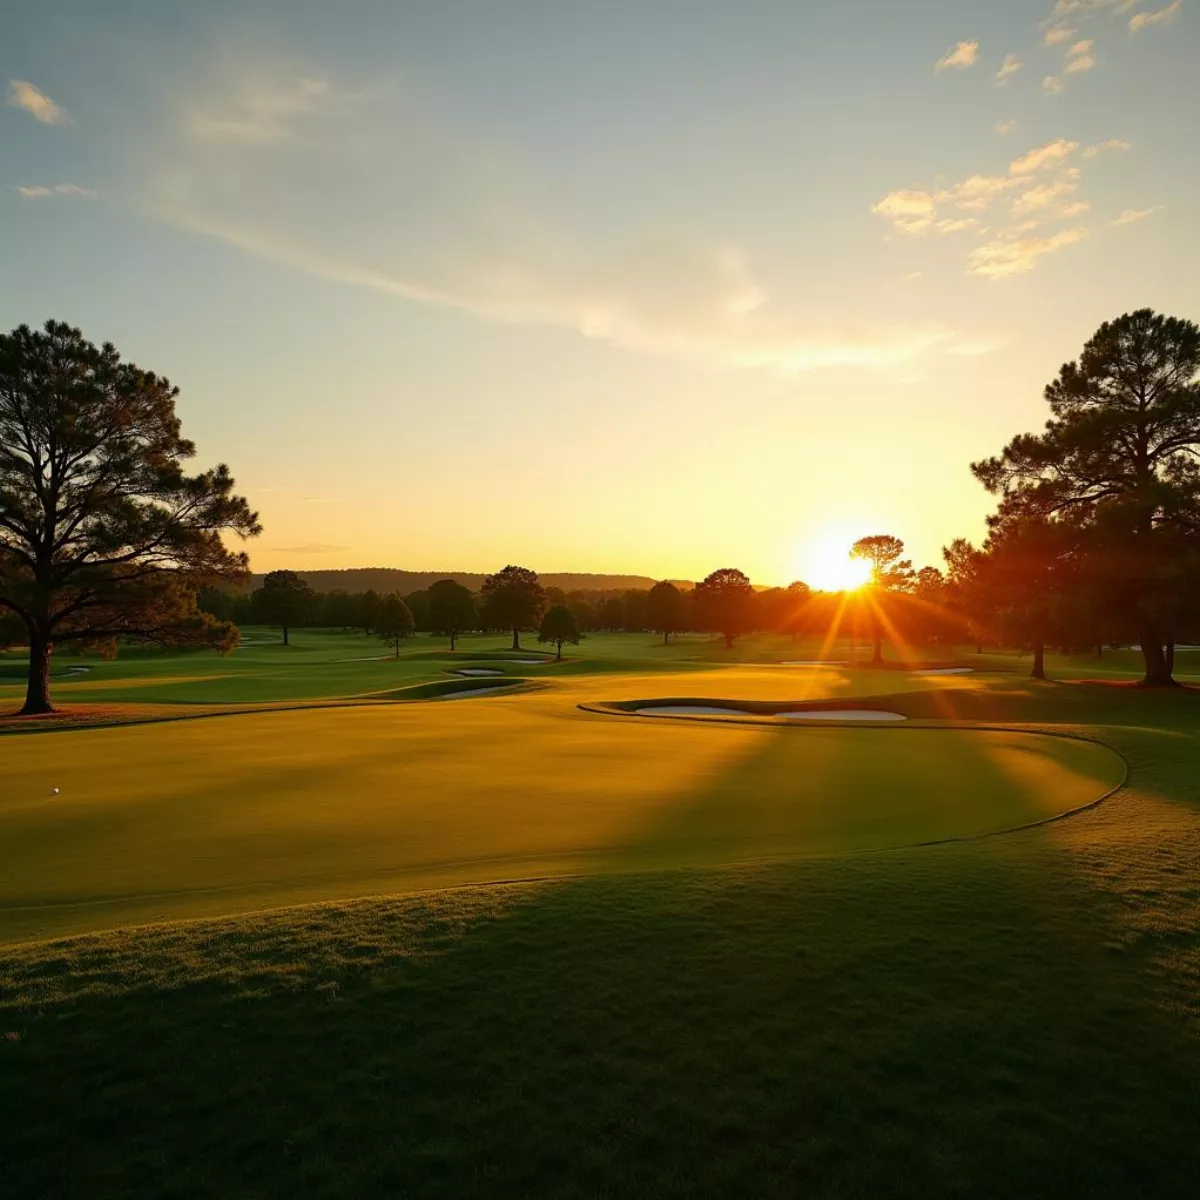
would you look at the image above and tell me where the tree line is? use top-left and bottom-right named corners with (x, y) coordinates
top-left (2, 308), bottom-right (1198, 713)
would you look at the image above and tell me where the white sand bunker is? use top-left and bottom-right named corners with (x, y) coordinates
top-left (484, 658), bottom-right (551, 665)
top-left (777, 709), bottom-right (907, 721)
top-left (635, 705), bottom-right (906, 722)
top-left (914, 667), bottom-right (974, 676)
top-left (455, 667), bottom-right (504, 676)
top-left (440, 685), bottom-right (518, 699)
top-left (780, 660), bottom-right (848, 666)
top-left (62, 666), bottom-right (92, 675)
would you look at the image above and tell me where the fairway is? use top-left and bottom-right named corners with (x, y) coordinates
top-left (0, 685), bottom-right (1122, 943)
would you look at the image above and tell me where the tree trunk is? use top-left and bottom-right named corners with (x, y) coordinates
top-left (282, 622), bottom-right (290, 647)
top-left (450, 630), bottom-right (457, 652)
top-left (872, 629), bottom-right (883, 664)
top-left (725, 632), bottom-right (734, 649)
top-left (556, 641), bottom-right (563, 661)
top-left (1096, 644), bottom-right (1103, 658)
top-left (1031, 644), bottom-right (1045, 680)
top-left (21, 630), bottom-right (55, 716)
top-left (1140, 627), bottom-right (1176, 687)
top-left (511, 626), bottom-right (521, 651)
top-left (1165, 640), bottom-right (1176, 677)
top-left (663, 631), bottom-right (669, 645)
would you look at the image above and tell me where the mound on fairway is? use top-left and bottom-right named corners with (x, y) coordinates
top-left (0, 703), bottom-right (1123, 943)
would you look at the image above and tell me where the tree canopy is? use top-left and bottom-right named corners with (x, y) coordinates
top-left (851, 535), bottom-right (915, 662)
top-left (0, 320), bottom-right (259, 713)
top-left (646, 580), bottom-right (686, 644)
top-left (427, 579), bottom-right (477, 651)
top-left (253, 570), bottom-right (316, 646)
top-left (481, 565), bottom-right (546, 651)
top-left (538, 604), bottom-right (581, 659)
top-left (972, 309), bottom-right (1200, 685)
top-left (376, 593), bottom-right (415, 658)
top-left (694, 568), bottom-right (754, 649)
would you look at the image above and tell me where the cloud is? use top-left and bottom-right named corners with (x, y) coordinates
top-left (1083, 138), bottom-right (1132, 157)
top-left (270, 543), bottom-right (349, 555)
top-left (967, 227), bottom-right (1090, 278)
top-left (1044, 26), bottom-right (1076, 44)
top-left (935, 217), bottom-right (981, 233)
top-left (188, 74), bottom-right (361, 143)
top-left (1130, 0), bottom-right (1182, 31)
top-left (152, 62), bottom-right (991, 377)
top-left (1058, 199), bottom-right (1092, 216)
top-left (1044, 75), bottom-right (1066, 92)
top-left (996, 119), bottom-right (1017, 135)
top-left (995, 54), bottom-right (1023, 84)
top-left (1009, 138), bottom-right (1079, 175)
top-left (1064, 39), bottom-right (1098, 72)
top-left (871, 189), bottom-right (937, 233)
top-left (1011, 170), bottom-right (1081, 215)
top-left (6, 79), bottom-right (70, 125)
top-left (16, 183), bottom-right (96, 199)
top-left (1113, 205), bottom-right (1164, 224)
top-left (935, 41), bottom-right (980, 71)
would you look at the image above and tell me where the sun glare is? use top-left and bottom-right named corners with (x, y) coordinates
top-left (800, 531), bottom-right (873, 592)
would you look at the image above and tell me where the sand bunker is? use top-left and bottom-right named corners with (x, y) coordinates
top-left (634, 705), bottom-right (906, 722)
top-left (454, 668), bottom-right (504, 677)
top-left (914, 667), bottom-right (974, 676)
top-left (776, 709), bottom-right (907, 721)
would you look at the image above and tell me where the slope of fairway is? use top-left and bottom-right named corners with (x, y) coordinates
top-left (0, 692), bottom-right (1122, 943)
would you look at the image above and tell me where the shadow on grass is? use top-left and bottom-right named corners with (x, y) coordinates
top-left (5, 842), bottom-right (1200, 1198)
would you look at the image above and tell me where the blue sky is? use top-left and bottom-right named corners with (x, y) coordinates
top-left (3, 0), bottom-right (1196, 585)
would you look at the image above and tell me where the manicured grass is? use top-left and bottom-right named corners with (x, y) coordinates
top-left (1, 632), bottom-right (1199, 1196)
top-left (0, 683), bottom-right (1121, 942)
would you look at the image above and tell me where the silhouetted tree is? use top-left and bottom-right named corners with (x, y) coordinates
top-left (646, 580), bottom-right (686, 644)
top-left (974, 516), bottom-right (1083, 680)
top-left (538, 604), bottom-right (581, 660)
top-left (376, 593), bottom-right (415, 658)
top-left (428, 579), bottom-right (476, 651)
top-left (253, 570), bottom-right (316, 646)
top-left (780, 581), bottom-right (814, 640)
top-left (481, 565), bottom-right (546, 650)
top-left (359, 589), bottom-right (381, 635)
top-left (973, 309), bottom-right (1200, 686)
top-left (850, 535), bottom-right (915, 663)
top-left (0, 320), bottom-right (259, 714)
top-left (695, 568), bottom-right (754, 649)
top-left (405, 589), bottom-right (431, 632)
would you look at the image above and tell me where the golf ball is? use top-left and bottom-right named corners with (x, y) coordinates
top-left (51, 787), bottom-right (59, 795)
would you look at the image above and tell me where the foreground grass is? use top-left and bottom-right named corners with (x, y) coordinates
top-left (4, 813), bottom-right (1200, 1198)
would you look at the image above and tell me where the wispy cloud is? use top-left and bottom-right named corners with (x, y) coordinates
top-left (152, 58), bottom-right (992, 375)
top-left (16, 183), bottom-right (96, 199)
top-left (996, 54), bottom-right (1023, 84)
top-left (996, 119), bottom-right (1018, 135)
top-left (1044, 75), bottom-right (1067, 93)
top-left (967, 227), bottom-right (1089, 279)
top-left (1130, 0), bottom-right (1182, 31)
top-left (1064, 39), bottom-right (1098, 72)
top-left (935, 41), bottom-right (980, 72)
top-left (1011, 170), bottom-right (1081, 215)
top-left (1083, 138), bottom-right (1132, 157)
top-left (1010, 138), bottom-right (1079, 175)
top-left (1113, 205), bottom-right (1164, 224)
top-left (1044, 26), bottom-right (1076, 45)
top-left (6, 79), bottom-right (70, 125)
top-left (1059, 199), bottom-right (1092, 216)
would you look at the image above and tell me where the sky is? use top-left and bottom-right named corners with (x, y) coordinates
top-left (2, 0), bottom-right (1197, 587)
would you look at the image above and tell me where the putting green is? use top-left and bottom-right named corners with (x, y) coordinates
top-left (0, 694), bottom-right (1124, 943)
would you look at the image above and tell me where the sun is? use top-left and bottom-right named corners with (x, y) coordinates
top-left (798, 530), bottom-right (874, 592)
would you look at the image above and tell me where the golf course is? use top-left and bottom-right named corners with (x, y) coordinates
top-left (3, 628), bottom-right (1200, 1197)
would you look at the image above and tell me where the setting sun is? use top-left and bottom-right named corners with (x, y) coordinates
top-left (799, 529), bottom-right (874, 592)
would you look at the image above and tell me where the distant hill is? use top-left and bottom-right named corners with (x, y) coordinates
top-left (246, 569), bottom-right (696, 594)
